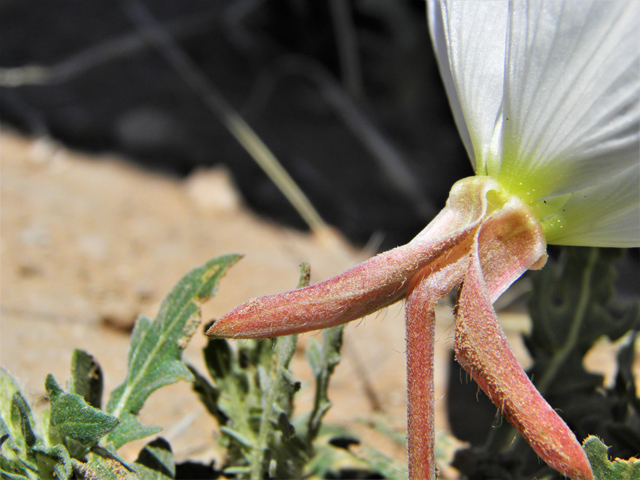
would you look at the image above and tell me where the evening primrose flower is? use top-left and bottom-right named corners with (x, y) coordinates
top-left (208, 1), bottom-right (638, 479)
top-left (428, 0), bottom-right (639, 247)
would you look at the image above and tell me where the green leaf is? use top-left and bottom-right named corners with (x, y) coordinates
top-left (305, 325), bottom-right (344, 445)
top-left (0, 374), bottom-right (77, 480)
top-left (201, 338), bottom-right (256, 454)
top-left (0, 369), bottom-right (23, 444)
top-left (1, 414), bottom-right (15, 451)
top-left (584, 436), bottom-right (640, 480)
top-left (105, 254), bottom-right (240, 449)
top-left (249, 333), bottom-right (303, 479)
top-left (219, 427), bottom-right (254, 449)
top-left (527, 248), bottom-right (637, 397)
top-left (301, 423), bottom-right (362, 479)
top-left (357, 446), bottom-right (407, 480)
top-left (74, 448), bottom-right (137, 480)
top-left (187, 364), bottom-right (225, 425)
top-left (32, 444), bottom-right (72, 480)
top-left (0, 371), bottom-right (39, 480)
top-left (0, 470), bottom-right (32, 480)
top-left (132, 438), bottom-right (174, 480)
top-left (46, 375), bottom-right (119, 447)
top-left (11, 394), bottom-right (36, 450)
top-left (103, 413), bottom-right (161, 451)
top-left (69, 350), bottom-right (104, 409)
top-left (191, 261), bottom-right (362, 478)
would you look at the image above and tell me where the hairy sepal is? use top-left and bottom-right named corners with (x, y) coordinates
top-left (207, 177), bottom-right (500, 339)
top-left (454, 218), bottom-right (592, 480)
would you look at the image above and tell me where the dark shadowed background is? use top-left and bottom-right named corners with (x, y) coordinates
top-left (1, 0), bottom-right (475, 250)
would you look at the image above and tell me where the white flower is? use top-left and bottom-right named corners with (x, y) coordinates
top-left (427, 0), bottom-right (639, 248)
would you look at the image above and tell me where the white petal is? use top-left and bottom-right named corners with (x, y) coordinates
top-left (427, 0), bottom-right (509, 173)
top-left (495, 0), bottom-right (640, 205)
top-left (541, 164), bottom-right (640, 248)
top-left (429, 0), bottom-right (639, 248)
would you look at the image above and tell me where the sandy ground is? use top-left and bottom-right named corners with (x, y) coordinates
top-left (1, 129), bottom-right (635, 477)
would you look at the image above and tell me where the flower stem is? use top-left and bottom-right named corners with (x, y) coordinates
top-left (405, 280), bottom-right (437, 479)
top-left (405, 259), bottom-right (468, 479)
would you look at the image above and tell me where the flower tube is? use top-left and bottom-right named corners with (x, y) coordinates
top-left (208, 1), bottom-right (639, 478)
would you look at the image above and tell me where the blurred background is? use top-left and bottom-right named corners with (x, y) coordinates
top-left (0, 0), bottom-right (475, 250)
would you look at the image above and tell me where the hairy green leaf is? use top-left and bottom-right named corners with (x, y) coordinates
top-left (33, 444), bottom-right (72, 480)
top-left (11, 394), bottom-right (36, 450)
top-left (190, 261), bottom-right (374, 478)
top-left (75, 448), bottom-right (136, 480)
top-left (103, 414), bottom-right (162, 452)
top-left (584, 436), bottom-right (640, 480)
top-left (0, 374), bottom-right (79, 480)
top-left (0, 369), bottom-right (22, 444)
top-left (69, 350), bottom-right (103, 410)
top-left (187, 364), bottom-right (225, 426)
top-left (46, 375), bottom-right (119, 447)
top-left (105, 254), bottom-right (240, 449)
top-left (0, 370), bottom-right (39, 479)
top-left (249, 333), bottom-right (303, 479)
top-left (305, 325), bottom-right (343, 445)
top-left (133, 438), bottom-right (174, 480)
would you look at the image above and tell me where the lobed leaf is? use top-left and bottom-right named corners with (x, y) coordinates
top-left (104, 254), bottom-right (240, 449)
top-left (46, 375), bottom-right (119, 447)
top-left (583, 436), bottom-right (640, 480)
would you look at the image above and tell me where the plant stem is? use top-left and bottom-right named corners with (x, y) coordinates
top-left (405, 278), bottom-right (437, 479)
top-left (405, 258), bottom-right (467, 479)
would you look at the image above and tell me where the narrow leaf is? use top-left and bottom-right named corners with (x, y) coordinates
top-left (187, 365), bottom-right (226, 426)
top-left (133, 437), bottom-right (175, 480)
top-left (220, 427), bottom-right (254, 449)
top-left (70, 350), bottom-right (103, 409)
top-left (0, 471), bottom-right (31, 480)
top-left (0, 416), bottom-right (15, 450)
top-left (0, 369), bottom-right (23, 445)
top-left (305, 326), bottom-right (344, 445)
top-left (11, 394), bottom-right (36, 449)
